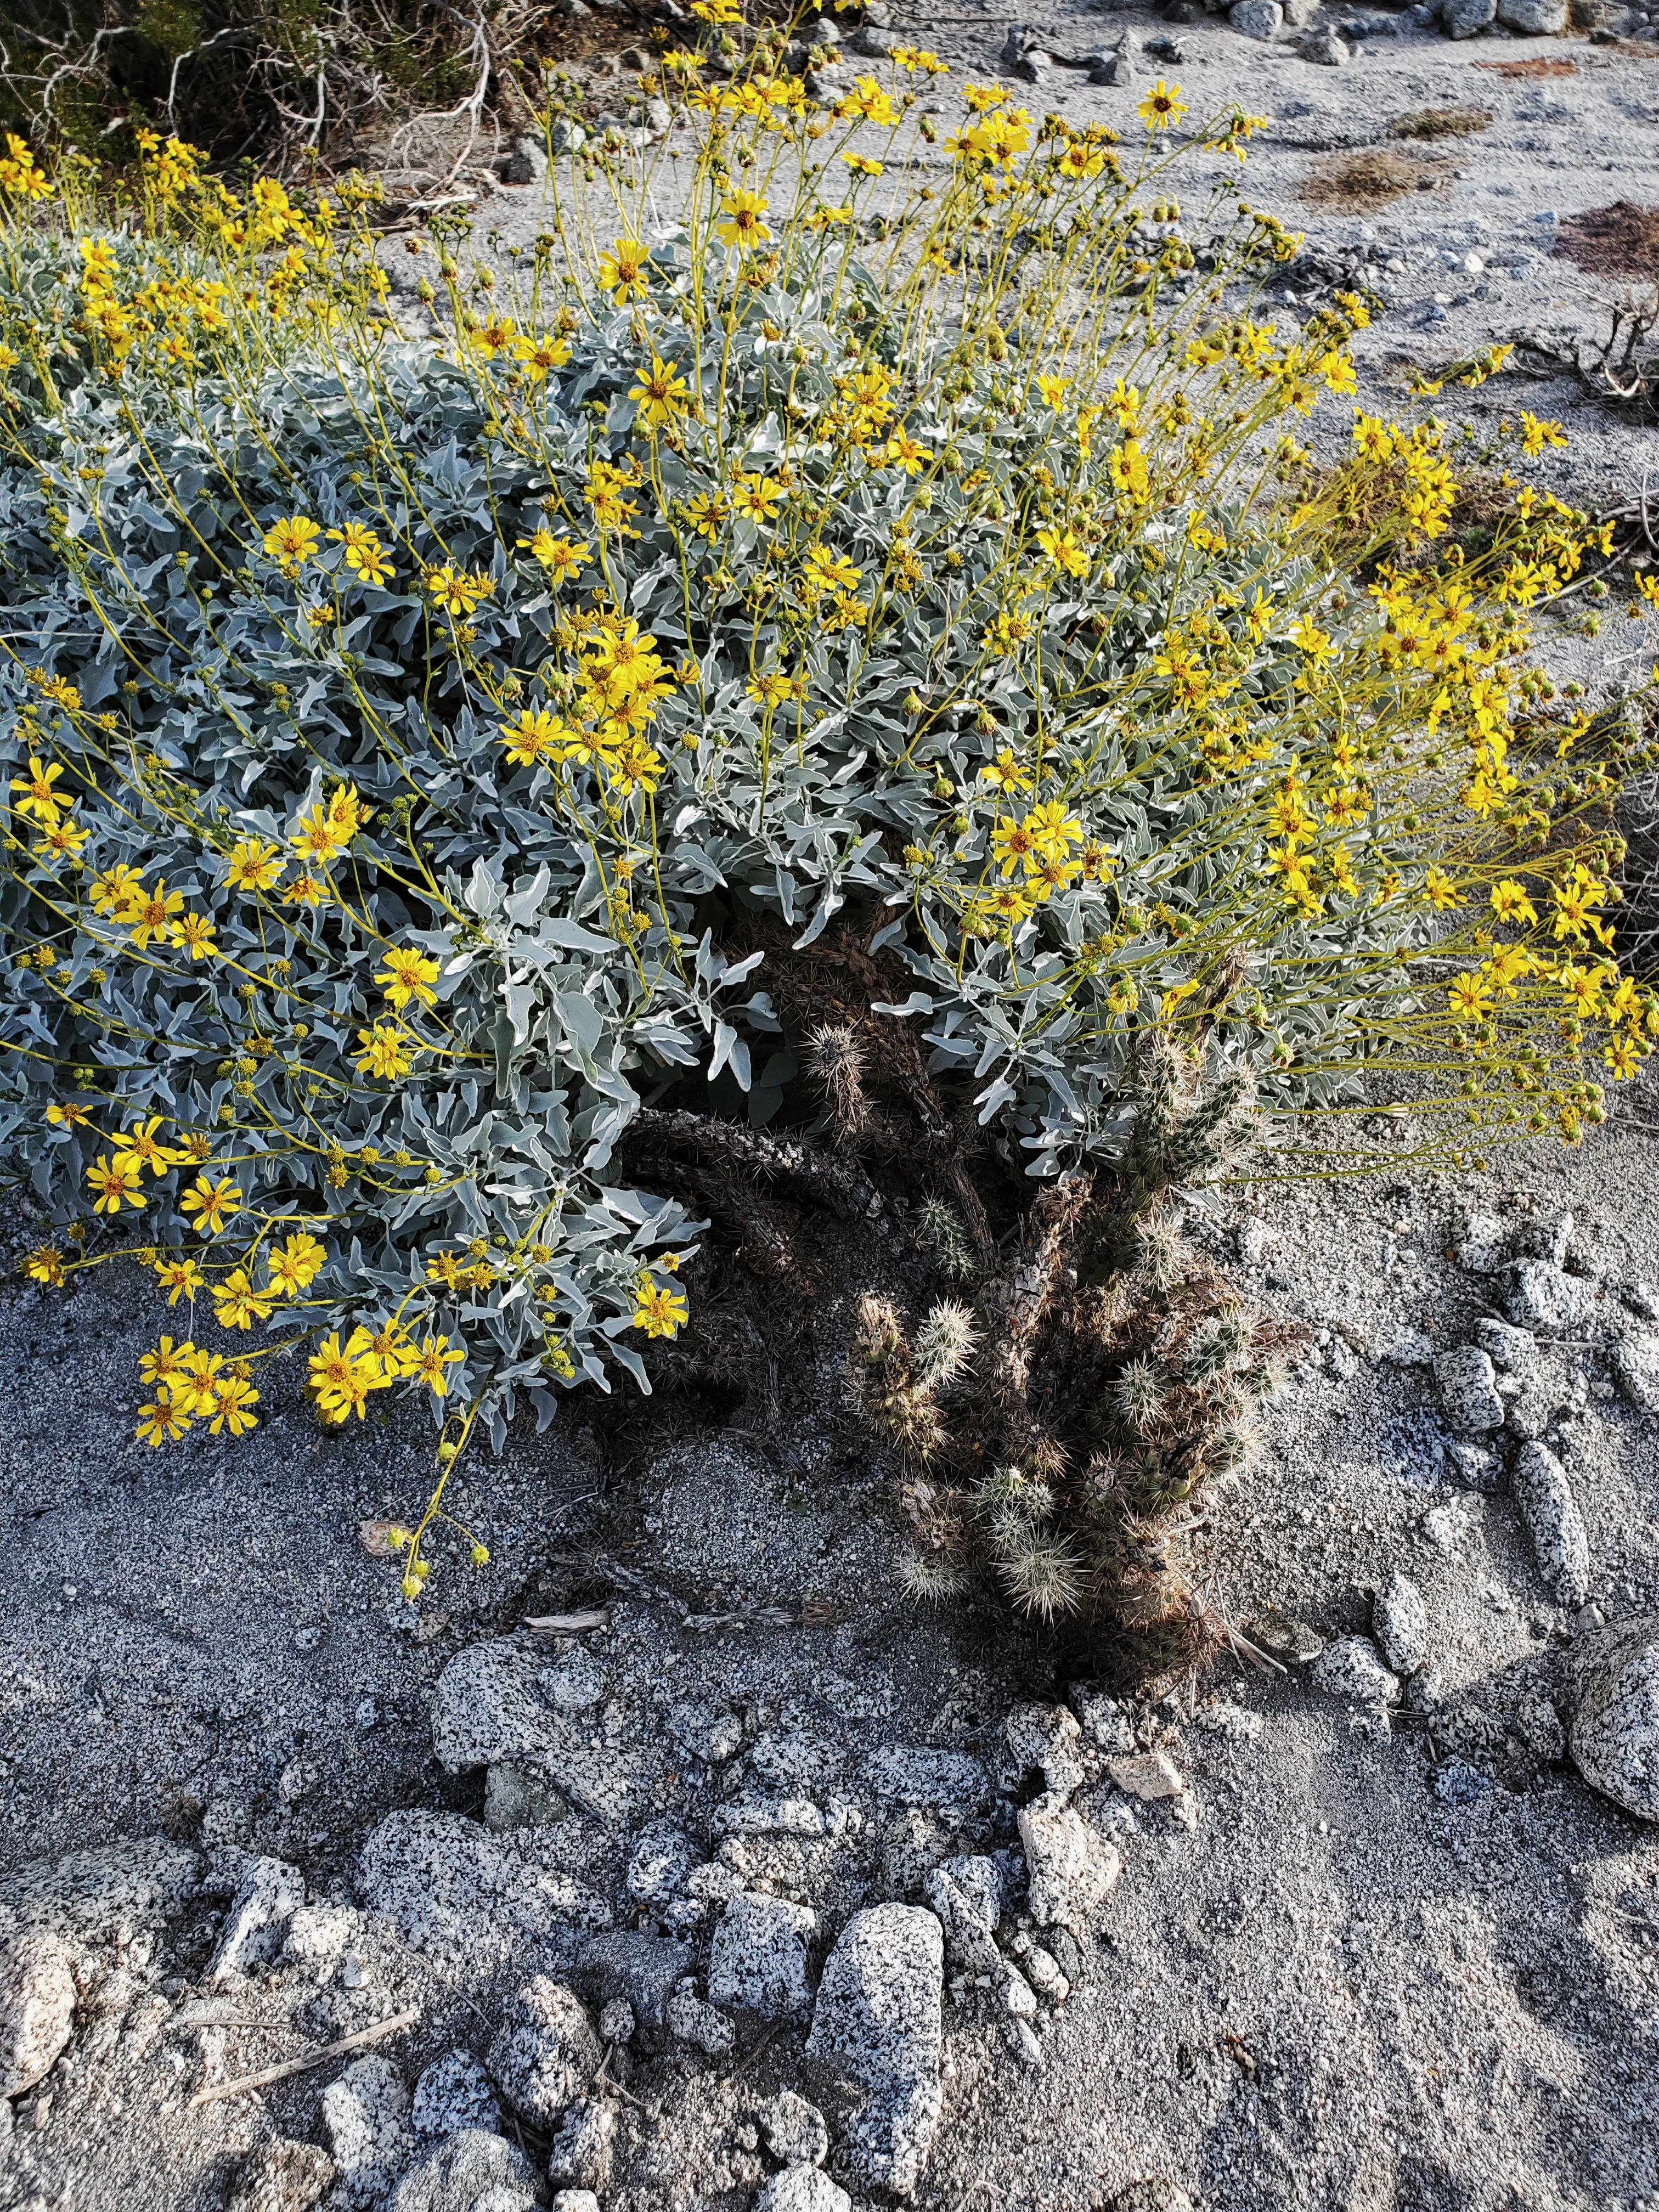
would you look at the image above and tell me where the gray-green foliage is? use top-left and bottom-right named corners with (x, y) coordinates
top-left (0, 194), bottom-right (1506, 1446)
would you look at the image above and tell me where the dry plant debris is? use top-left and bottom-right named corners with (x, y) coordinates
top-left (1389, 108), bottom-right (1492, 141)
top-left (1473, 55), bottom-right (1578, 76)
top-left (1555, 203), bottom-right (1659, 284)
top-left (1300, 149), bottom-right (1450, 212)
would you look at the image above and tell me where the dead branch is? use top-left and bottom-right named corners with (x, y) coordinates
top-left (975, 1173), bottom-right (1093, 1408)
top-left (622, 1107), bottom-right (917, 1271)
top-left (189, 2008), bottom-right (419, 2107)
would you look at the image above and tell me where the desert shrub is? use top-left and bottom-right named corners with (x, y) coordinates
top-left (0, 36), bottom-right (1654, 1597)
top-left (0, 0), bottom-right (516, 173)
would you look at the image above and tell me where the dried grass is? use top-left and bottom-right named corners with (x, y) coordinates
top-left (1473, 55), bottom-right (1577, 76)
top-left (1555, 202), bottom-right (1659, 283)
top-left (1299, 148), bottom-right (1450, 213)
top-left (1390, 106), bottom-right (1492, 140)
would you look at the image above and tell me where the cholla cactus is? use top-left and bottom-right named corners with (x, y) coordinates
top-left (913, 1300), bottom-right (980, 1389)
top-left (1115, 1043), bottom-right (1261, 1221)
top-left (1132, 1214), bottom-right (1188, 1290)
top-left (1114, 1357), bottom-right (1168, 1438)
top-left (895, 1548), bottom-right (971, 1602)
top-left (847, 1293), bottom-right (947, 1462)
top-left (806, 1022), bottom-right (870, 1143)
top-left (917, 1197), bottom-right (977, 1283)
top-left (996, 1533), bottom-right (1086, 1623)
top-left (851, 1293), bottom-right (905, 1369)
top-left (1182, 1311), bottom-right (1250, 1385)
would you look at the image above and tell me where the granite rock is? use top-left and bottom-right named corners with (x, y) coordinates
top-left (1373, 1573), bottom-right (1429, 1677)
top-left (0, 1933), bottom-right (76, 2100)
top-left (486, 1977), bottom-right (601, 2130)
top-left (1565, 1616), bottom-right (1659, 1820)
top-left (708, 1891), bottom-right (816, 2018)
top-left (1511, 1442), bottom-right (1591, 1609)
top-left (1018, 1793), bottom-right (1122, 1929)
top-left (228, 2138), bottom-right (336, 2212)
top-left (579, 1931), bottom-right (692, 2049)
top-left (805, 1905), bottom-right (945, 2198)
top-left (358, 1811), bottom-right (609, 1966)
top-left (320, 2055), bottom-right (415, 2209)
top-left (755, 2172), bottom-right (853, 2212)
top-left (1312, 1636), bottom-right (1401, 1711)
top-left (386, 2129), bottom-right (538, 2212)
top-left (411, 2051), bottom-right (500, 2143)
top-left (1504, 1261), bottom-right (1593, 1336)
top-left (1434, 1346), bottom-right (1505, 1435)
top-left (208, 1856), bottom-right (304, 1984)
top-left (762, 2088), bottom-right (831, 2168)
top-left (1611, 1331), bottom-right (1659, 1415)
top-left (546, 2100), bottom-right (616, 2193)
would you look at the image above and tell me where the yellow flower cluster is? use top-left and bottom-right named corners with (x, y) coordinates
top-left (495, 607), bottom-right (676, 802)
top-left (307, 1323), bottom-right (463, 1424)
top-left (136, 1336), bottom-right (260, 1444)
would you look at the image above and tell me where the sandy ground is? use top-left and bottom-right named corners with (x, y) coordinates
top-left (5, 6), bottom-right (1659, 2209)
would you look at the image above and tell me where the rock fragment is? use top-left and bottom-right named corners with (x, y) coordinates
top-left (1514, 1211), bottom-right (1573, 1267)
top-left (1470, 1318), bottom-right (1539, 1376)
top-left (208, 1856), bottom-right (305, 1984)
top-left (1611, 1331), bottom-right (1659, 1416)
top-left (922, 1857), bottom-right (1004, 1977)
top-left (387, 2129), bottom-right (538, 2212)
top-left (859, 1745), bottom-right (990, 1813)
top-left (805, 1904), bottom-right (945, 2198)
top-left (430, 1638), bottom-right (647, 1824)
top-left (1248, 1609), bottom-right (1324, 1663)
top-left (358, 1811), bottom-right (609, 1966)
top-left (228, 2138), bottom-right (336, 2212)
top-left (1105, 1752), bottom-right (1186, 1802)
top-left (1002, 1704), bottom-right (1088, 1796)
top-left (1373, 1573), bottom-right (1429, 1677)
top-left (0, 1934), bottom-right (75, 2100)
top-left (666, 1985), bottom-right (736, 2057)
top-left (1434, 1346), bottom-right (1504, 1435)
top-left (1018, 1795), bottom-right (1122, 1930)
top-left (1510, 1442), bottom-right (1590, 1609)
top-left (579, 1931), bottom-right (691, 2050)
top-left (411, 2051), bottom-right (499, 2142)
top-left (1311, 1637), bottom-right (1400, 1711)
top-left (498, 137), bottom-right (546, 187)
top-left (486, 1978), bottom-right (601, 2130)
top-left (546, 2101), bottom-right (616, 2193)
top-left (0, 1836), bottom-right (201, 1947)
top-left (1229, 0), bottom-right (1284, 33)
top-left (1454, 1212), bottom-right (1509, 1273)
top-left (708, 1891), bottom-right (816, 2018)
top-left (1377, 1326), bottom-right (1434, 1368)
top-left (1565, 1616), bottom-right (1659, 1821)
top-left (1448, 1441), bottom-right (1501, 1492)
top-left (762, 2088), bottom-right (831, 2168)
top-left (625, 1822), bottom-right (704, 1930)
top-left (756, 2173), bottom-right (853, 2212)
top-left (1070, 1684), bottom-right (1136, 1756)
top-left (320, 2055), bottom-right (415, 2209)
top-left (1505, 1261), bottom-right (1592, 1336)
top-left (284, 1903), bottom-right (361, 1977)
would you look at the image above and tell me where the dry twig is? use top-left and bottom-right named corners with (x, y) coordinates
top-left (189, 2008), bottom-right (419, 2107)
